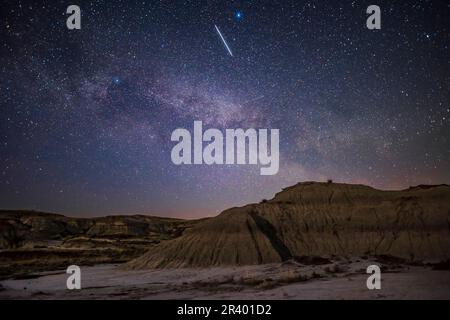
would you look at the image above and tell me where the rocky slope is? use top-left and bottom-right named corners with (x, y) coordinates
top-left (127, 182), bottom-right (450, 269)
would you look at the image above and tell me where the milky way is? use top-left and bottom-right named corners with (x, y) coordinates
top-left (1, 1), bottom-right (449, 218)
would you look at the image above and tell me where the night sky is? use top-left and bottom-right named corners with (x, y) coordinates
top-left (1, 0), bottom-right (449, 218)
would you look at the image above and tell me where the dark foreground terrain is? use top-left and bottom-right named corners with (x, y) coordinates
top-left (1, 182), bottom-right (449, 299)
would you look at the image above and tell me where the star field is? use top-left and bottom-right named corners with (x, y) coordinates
top-left (1, 0), bottom-right (449, 218)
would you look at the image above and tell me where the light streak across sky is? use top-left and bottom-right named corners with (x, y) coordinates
top-left (214, 25), bottom-right (233, 57)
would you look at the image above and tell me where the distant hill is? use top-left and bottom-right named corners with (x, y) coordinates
top-left (126, 182), bottom-right (450, 269)
top-left (0, 210), bottom-right (195, 250)
top-left (0, 210), bottom-right (199, 278)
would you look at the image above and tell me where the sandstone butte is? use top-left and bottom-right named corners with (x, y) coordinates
top-left (126, 182), bottom-right (450, 269)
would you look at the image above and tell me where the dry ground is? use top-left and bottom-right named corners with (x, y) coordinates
top-left (1, 258), bottom-right (449, 300)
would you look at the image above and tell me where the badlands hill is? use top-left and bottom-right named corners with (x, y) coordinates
top-left (0, 210), bottom-right (198, 278)
top-left (0, 210), bottom-right (194, 250)
top-left (127, 182), bottom-right (450, 269)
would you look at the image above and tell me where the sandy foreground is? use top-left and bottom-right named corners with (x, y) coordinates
top-left (1, 260), bottom-right (450, 300)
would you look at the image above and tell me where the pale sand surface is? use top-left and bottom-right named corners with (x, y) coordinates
top-left (1, 261), bottom-right (449, 300)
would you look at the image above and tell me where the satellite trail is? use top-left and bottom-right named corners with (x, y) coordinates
top-left (214, 25), bottom-right (233, 57)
